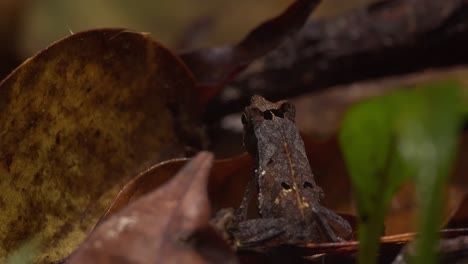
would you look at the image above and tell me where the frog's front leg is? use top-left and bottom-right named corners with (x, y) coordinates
top-left (236, 171), bottom-right (257, 221)
top-left (231, 218), bottom-right (289, 248)
top-left (312, 204), bottom-right (353, 242)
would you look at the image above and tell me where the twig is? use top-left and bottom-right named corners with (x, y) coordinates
top-left (205, 0), bottom-right (468, 121)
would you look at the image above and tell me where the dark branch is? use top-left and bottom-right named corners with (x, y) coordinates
top-left (205, 0), bottom-right (468, 121)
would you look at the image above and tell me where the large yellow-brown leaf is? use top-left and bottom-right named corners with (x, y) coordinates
top-left (0, 28), bottom-right (203, 263)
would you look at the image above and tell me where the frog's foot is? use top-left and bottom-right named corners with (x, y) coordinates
top-left (312, 204), bottom-right (353, 242)
top-left (232, 218), bottom-right (288, 248)
top-left (210, 207), bottom-right (241, 243)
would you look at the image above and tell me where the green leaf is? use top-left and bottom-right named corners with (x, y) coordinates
top-left (395, 83), bottom-right (462, 264)
top-left (340, 92), bottom-right (410, 264)
top-left (339, 80), bottom-right (464, 264)
top-left (6, 235), bottom-right (42, 264)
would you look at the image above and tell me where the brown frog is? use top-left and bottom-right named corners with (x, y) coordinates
top-left (233, 95), bottom-right (352, 247)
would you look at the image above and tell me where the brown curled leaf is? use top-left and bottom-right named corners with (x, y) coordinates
top-left (99, 153), bottom-right (254, 224)
top-left (0, 28), bottom-right (203, 262)
top-left (69, 151), bottom-right (238, 264)
top-left (180, 0), bottom-right (321, 104)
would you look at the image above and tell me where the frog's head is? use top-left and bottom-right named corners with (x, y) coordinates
top-left (241, 95), bottom-right (296, 155)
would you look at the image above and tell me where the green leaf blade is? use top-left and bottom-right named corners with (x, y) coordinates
top-left (339, 80), bottom-right (464, 264)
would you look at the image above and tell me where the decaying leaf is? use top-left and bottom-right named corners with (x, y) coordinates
top-left (0, 28), bottom-right (203, 262)
top-left (68, 151), bottom-right (238, 264)
top-left (180, 0), bottom-right (322, 103)
top-left (99, 153), bottom-right (254, 224)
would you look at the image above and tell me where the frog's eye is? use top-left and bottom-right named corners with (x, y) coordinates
top-left (281, 182), bottom-right (291, 190)
top-left (241, 113), bottom-right (248, 125)
top-left (280, 102), bottom-right (293, 114)
top-left (303, 181), bottom-right (313, 189)
top-left (280, 102), bottom-right (295, 120)
top-left (263, 110), bottom-right (274, 120)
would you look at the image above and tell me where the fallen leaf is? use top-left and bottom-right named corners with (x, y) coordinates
top-left (0, 28), bottom-right (203, 262)
top-left (99, 153), bottom-right (254, 224)
top-left (68, 151), bottom-right (238, 264)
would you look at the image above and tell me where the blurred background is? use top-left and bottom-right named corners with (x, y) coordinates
top-left (1, 0), bottom-right (371, 64)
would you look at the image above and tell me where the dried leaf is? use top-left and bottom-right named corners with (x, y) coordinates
top-left (99, 153), bottom-right (254, 224)
top-left (0, 28), bottom-right (203, 262)
top-left (69, 152), bottom-right (238, 264)
top-left (180, 0), bottom-right (321, 103)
